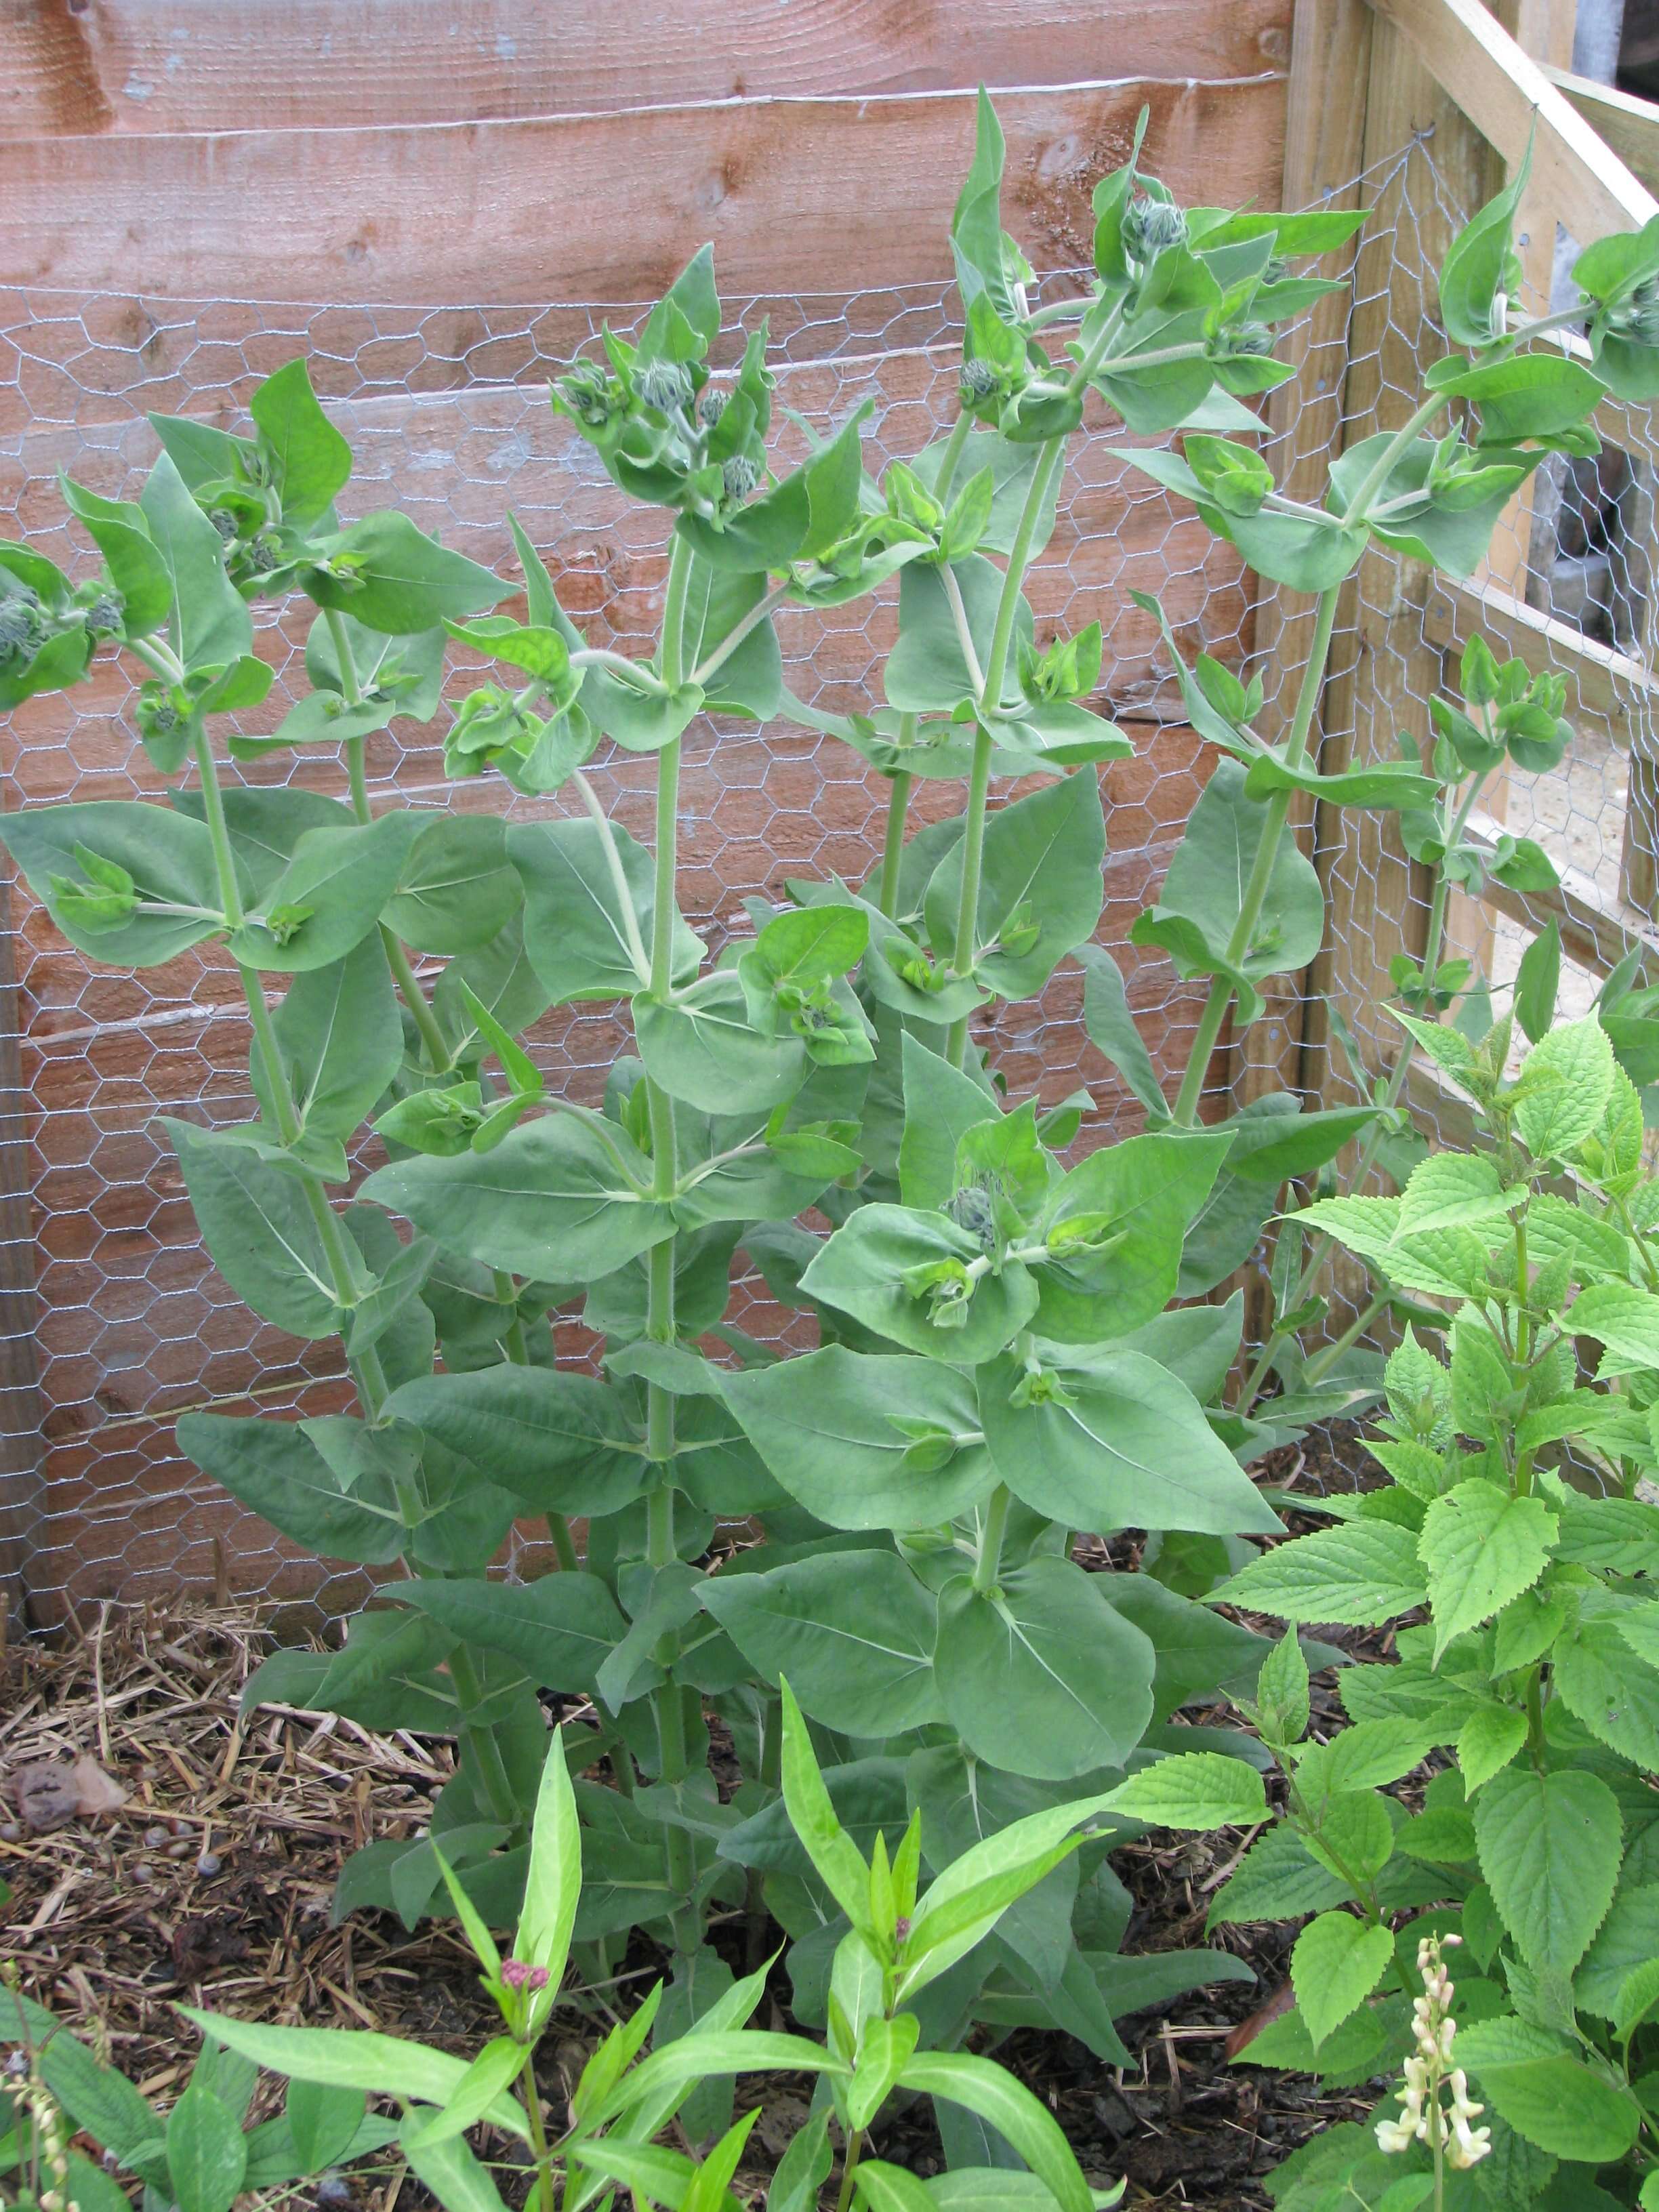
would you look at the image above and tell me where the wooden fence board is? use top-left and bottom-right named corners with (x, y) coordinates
top-left (0, 0), bottom-right (1293, 138)
top-left (0, 78), bottom-right (1288, 303)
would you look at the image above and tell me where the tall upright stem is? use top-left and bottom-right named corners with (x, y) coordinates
top-left (930, 409), bottom-right (974, 503)
top-left (877, 767), bottom-right (914, 920)
top-left (325, 611), bottom-right (451, 1071)
top-left (190, 726), bottom-right (390, 1415)
top-left (1169, 582), bottom-right (1342, 1128)
top-left (941, 434), bottom-right (1069, 1069)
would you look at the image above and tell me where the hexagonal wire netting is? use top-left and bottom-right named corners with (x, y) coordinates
top-left (0, 131), bottom-right (1652, 1626)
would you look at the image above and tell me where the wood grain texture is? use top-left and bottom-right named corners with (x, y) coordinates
top-left (0, 77), bottom-right (1288, 301)
top-left (1370, 0), bottom-right (1657, 238)
top-left (1231, 0), bottom-right (1374, 1130)
top-left (1544, 65), bottom-right (1659, 197)
top-left (0, 0), bottom-right (1294, 138)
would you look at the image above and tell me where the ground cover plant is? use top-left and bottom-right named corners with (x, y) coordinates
top-left (6, 87), bottom-right (1659, 2208)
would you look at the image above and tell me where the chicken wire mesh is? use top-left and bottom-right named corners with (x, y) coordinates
top-left (0, 129), bottom-right (1652, 1629)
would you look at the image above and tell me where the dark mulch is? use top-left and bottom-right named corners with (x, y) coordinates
top-left (0, 1420), bottom-right (1397, 2212)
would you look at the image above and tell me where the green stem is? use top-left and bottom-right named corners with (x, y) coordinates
top-left (1239, 769), bottom-right (1486, 1413)
top-left (972, 1484), bottom-right (1011, 1595)
top-left (1347, 392), bottom-right (1448, 516)
top-left (518, 2051), bottom-right (558, 2212)
top-left (327, 615), bottom-right (452, 1071)
top-left (1170, 581), bottom-right (1341, 1128)
top-left (1300, 1292), bottom-right (1386, 1387)
top-left (943, 723), bottom-right (994, 1070)
top-left (877, 764), bottom-right (914, 919)
top-left (930, 410), bottom-right (975, 502)
top-left (446, 1642), bottom-right (522, 1831)
top-left (190, 725), bottom-right (389, 1412)
top-left (834, 2130), bottom-right (864, 2212)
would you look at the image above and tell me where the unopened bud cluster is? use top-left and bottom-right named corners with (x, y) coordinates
top-left (1374, 1933), bottom-right (1490, 2170)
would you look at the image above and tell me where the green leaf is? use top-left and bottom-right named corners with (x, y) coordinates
top-left (398, 1574), bottom-right (628, 1696)
top-left (680, 405), bottom-right (871, 572)
top-left (250, 359), bottom-right (352, 531)
top-left (228, 811), bottom-right (424, 975)
top-left (895, 2051), bottom-right (1090, 2212)
top-left (1464, 2050), bottom-right (1641, 2165)
top-left (165, 2087), bottom-right (247, 2212)
top-left (305, 511), bottom-right (506, 634)
top-left (254, 935), bottom-right (402, 1145)
top-left (1438, 144), bottom-right (1533, 348)
top-left (165, 1120), bottom-right (345, 1337)
top-left (1031, 1129), bottom-right (1233, 1342)
top-left (1513, 1015), bottom-right (1616, 1161)
top-left (801, 1203), bottom-right (1038, 1364)
top-left (670, 556), bottom-right (782, 718)
top-left (922, 769), bottom-right (1104, 996)
top-left (385, 1368), bottom-right (649, 1517)
top-left (588, 2031), bottom-right (848, 2133)
top-left (636, 970), bottom-right (808, 1116)
top-left (399, 2115), bottom-right (514, 2212)
top-left (1217, 1522), bottom-right (1428, 1625)
top-left (281, 2083), bottom-right (370, 2177)
top-left (178, 1412), bottom-right (406, 1567)
top-left (1432, 353), bottom-right (1605, 443)
top-left (510, 814), bottom-right (699, 1004)
top-left (0, 800), bottom-right (224, 966)
top-left (721, 1347), bottom-right (996, 1531)
top-left (403, 2038), bottom-right (525, 2153)
top-left (935, 1555), bottom-right (1155, 1781)
top-left (58, 476), bottom-right (173, 636)
top-left (1418, 1480), bottom-right (1556, 1660)
top-left (1130, 760), bottom-right (1324, 1002)
top-left (702, 1551), bottom-right (944, 1736)
top-left (1290, 1912), bottom-right (1395, 2053)
top-left (977, 1347), bottom-right (1283, 1536)
top-left (1077, 943), bottom-right (1167, 1121)
top-left (361, 1113), bottom-right (671, 1283)
top-left (140, 451), bottom-right (253, 672)
top-left (1575, 1881), bottom-right (1659, 2020)
top-left (1553, 1614), bottom-right (1659, 1766)
top-left (887, 554), bottom-right (1029, 716)
top-left (1456, 1702), bottom-right (1528, 1795)
top-left (516, 1732), bottom-right (581, 1984)
top-left (895, 1032), bottom-right (1001, 1210)
top-left (1473, 1765), bottom-right (1622, 1978)
top-left (1561, 1281), bottom-right (1659, 1376)
top-left (384, 815), bottom-right (521, 955)
top-left (180, 2012), bottom-right (526, 2133)
top-left (1102, 1750), bottom-right (1268, 1830)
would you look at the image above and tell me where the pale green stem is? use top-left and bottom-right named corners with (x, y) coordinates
top-left (492, 1248), bottom-right (574, 1565)
top-left (325, 610), bottom-right (453, 1071)
top-left (689, 578), bottom-right (790, 690)
top-left (1346, 392), bottom-right (1449, 516)
top-left (1170, 581), bottom-right (1342, 1128)
top-left (941, 433), bottom-right (1070, 1069)
top-left (930, 409), bottom-right (975, 501)
top-left (1300, 1292), bottom-right (1386, 1387)
top-left (573, 770), bottom-right (651, 983)
top-left (972, 1484), bottom-right (1011, 1595)
top-left (189, 724), bottom-right (390, 1416)
top-left (447, 1643), bottom-right (523, 1833)
top-left (1237, 768), bottom-right (1488, 1413)
top-left (517, 2050), bottom-right (558, 2212)
top-left (877, 762), bottom-right (915, 919)
top-left (569, 645), bottom-right (670, 693)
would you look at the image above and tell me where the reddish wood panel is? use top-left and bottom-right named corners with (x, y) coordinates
top-left (1, 0), bottom-right (1291, 139)
top-left (0, 79), bottom-right (1288, 302)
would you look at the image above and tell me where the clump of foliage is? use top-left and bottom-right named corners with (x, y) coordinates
top-left (8, 1704), bottom-right (1156, 2212)
top-left (5, 87), bottom-right (1659, 2205)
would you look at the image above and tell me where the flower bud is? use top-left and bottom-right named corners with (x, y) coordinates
top-left (697, 387), bottom-right (728, 426)
top-left (209, 508), bottom-right (239, 542)
top-left (1122, 195), bottom-right (1189, 263)
top-left (83, 593), bottom-right (123, 638)
top-left (634, 359), bottom-right (693, 415)
top-left (722, 453), bottom-right (760, 501)
top-left (0, 596), bottom-right (43, 662)
top-left (560, 359), bottom-right (624, 428)
top-left (960, 358), bottom-right (1000, 402)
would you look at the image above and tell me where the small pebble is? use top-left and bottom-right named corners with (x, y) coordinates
top-left (143, 1825), bottom-right (169, 1849)
top-left (0, 1822), bottom-right (20, 1843)
top-left (196, 1851), bottom-right (222, 1877)
top-left (130, 1862), bottom-right (154, 1884)
top-left (316, 2174), bottom-right (352, 2207)
top-left (166, 1837), bottom-right (194, 1859)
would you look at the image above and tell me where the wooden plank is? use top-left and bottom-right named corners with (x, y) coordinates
top-left (1419, 575), bottom-right (1652, 731)
top-left (1368, 0), bottom-right (1658, 237)
top-left (0, 77), bottom-right (1288, 302)
top-left (1231, 0), bottom-right (1374, 1135)
top-left (1544, 64), bottom-right (1659, 197)
top-left (0, 0), bottom-right (1295, 138)
top-left (1461, 808), bottom-right (1659, 975)
top-left (1302, 11), bottom-right (1498, 1325)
